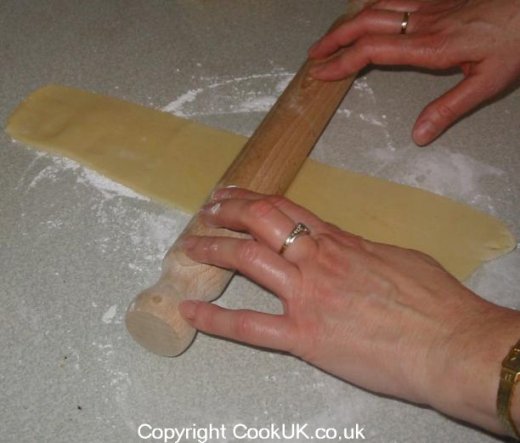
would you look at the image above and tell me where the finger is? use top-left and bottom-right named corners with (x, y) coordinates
top-left (211, 188), bottom-right (366, 250)
top-left (179, 301), bottom-right (294, 352)
top-left (308, 9), bottom-right (414, 59)
top-left (371, 0), bottom-right (424, 12)
top-left (265, 195), bottom-right (329, 233)
top-left (412, 68), bottom-right (505, 146)
top-left (213, 187), bottom-right (327, 232)
top-left (213, 186), bottom-right (296, 203)
top-left (201, 197), bottom-right (318, 262)
top-left (217, 189), bottom-right (373, 252)
top-left (310, 34), bottom-right (452, 81)
top-left (213, 188), bottom-right (367, 251)
top-left (409, 0), bottom-right (465, 14)
top-left (182, 235), bottom-right (299, 299)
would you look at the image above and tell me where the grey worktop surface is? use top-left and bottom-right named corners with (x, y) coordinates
top-left (1, 1), bottom-right (519, 442)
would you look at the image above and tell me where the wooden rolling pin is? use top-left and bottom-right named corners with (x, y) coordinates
top-left (126, 7), bottom-right (366, 356)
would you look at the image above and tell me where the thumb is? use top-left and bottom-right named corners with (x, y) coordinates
top-left (412, 71), bottom-right (499, 146)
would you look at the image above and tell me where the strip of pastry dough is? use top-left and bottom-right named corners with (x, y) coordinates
top-left (6, 85), bottom-right (516, 280)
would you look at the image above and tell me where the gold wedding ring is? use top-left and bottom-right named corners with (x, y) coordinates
top-left (400, 11), bottom-right (411, 35)
top-left (279, 222), bottom-right (311, 255)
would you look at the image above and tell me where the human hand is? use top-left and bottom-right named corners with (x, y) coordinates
top-left (179, 187), bottom-right (520, 435)
top-left (308, 0), bottom-right (520, 146)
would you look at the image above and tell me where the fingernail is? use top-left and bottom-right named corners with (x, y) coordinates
top-left (413, 120), bottom-right (437, 146)
top-left (179, 300), bottom-right (199, 321)
top-left (211, 185), bottom-right (238, 201)
top-left (201, 201), bottom-right (221, 216)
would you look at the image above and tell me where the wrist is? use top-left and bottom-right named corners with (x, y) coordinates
top-left (426, 299), bottom-right (520, 435)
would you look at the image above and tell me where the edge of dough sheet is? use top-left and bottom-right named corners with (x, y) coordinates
top-left (6, 84), bottom-right (517, 281)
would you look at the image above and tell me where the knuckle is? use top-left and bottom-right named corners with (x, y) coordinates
top-left (422, 33), bottom-right (451, 64)
top-left (410, 247), bottom-right (443, 267)
top-left (372, 0), bottom-right (391, 8)
top-left (247, 198), bottom-right (277, 219)
top-left (201, 238), bottom-right (220, 257)
top-left (236, 240), bottom-right (261, 265)
top-left (326, 29), bottom-right (345, 48)
top-left (342, 234), bottom-right (371, 252)
top-left (321, 229), bottom-right (368, 251)
top-left (327, 54), bottom-right (354, 77)
top-left (193, 304), bottom-right (213, 329)
top-left (322, 221), bottom-right (342, 234)
top-left (356, 34), bottom-right (376, 52)
top-left (232, 311), bottom-right (253, 338)
top-left (432, 102), bottom-right (458, 123)
top-left (358, 238), bottom-right (376, 254)
top-left (357, 7), bottom-right (375, 23)
top-left (354, 36), bottom-right (377, 64)
top-left (265, 194), bottom-right (288, 209)
top-left (317, 232), bottom-right (340, 248)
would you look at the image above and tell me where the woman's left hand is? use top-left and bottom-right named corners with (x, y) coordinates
top-left (308, 0), bottom-right (520, 146)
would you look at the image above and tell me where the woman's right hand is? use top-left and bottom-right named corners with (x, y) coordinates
top-left (179, 187), bottom-right (520, 436)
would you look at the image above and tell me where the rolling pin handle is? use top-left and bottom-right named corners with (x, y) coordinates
top-left (126, 281), bottom-right (196, 357)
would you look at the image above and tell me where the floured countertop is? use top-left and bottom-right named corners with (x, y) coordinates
top-left (1, 1), bottom-right (519, 442)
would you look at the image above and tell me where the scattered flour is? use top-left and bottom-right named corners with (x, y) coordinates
top-left (162, 71), bottom-right (294, 117)
top-left (352, 76), bottom-right (375, 97)
top-left (101, 305), bottom-right (118, 324)
top-left (161, 88), bottom-right (203, 115)
top-left (17, 151), bottom-right (187, 280)
top-left (25, 156), bottom-right (148, 202)
top-left (399, 150), bottom-right (503, 196)
top-left (161, 73), bottom-right (388, 143)
top-left (367, 146), bottom-right (507, 214)
top-left (359, 112), bottom-right (386, 128)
